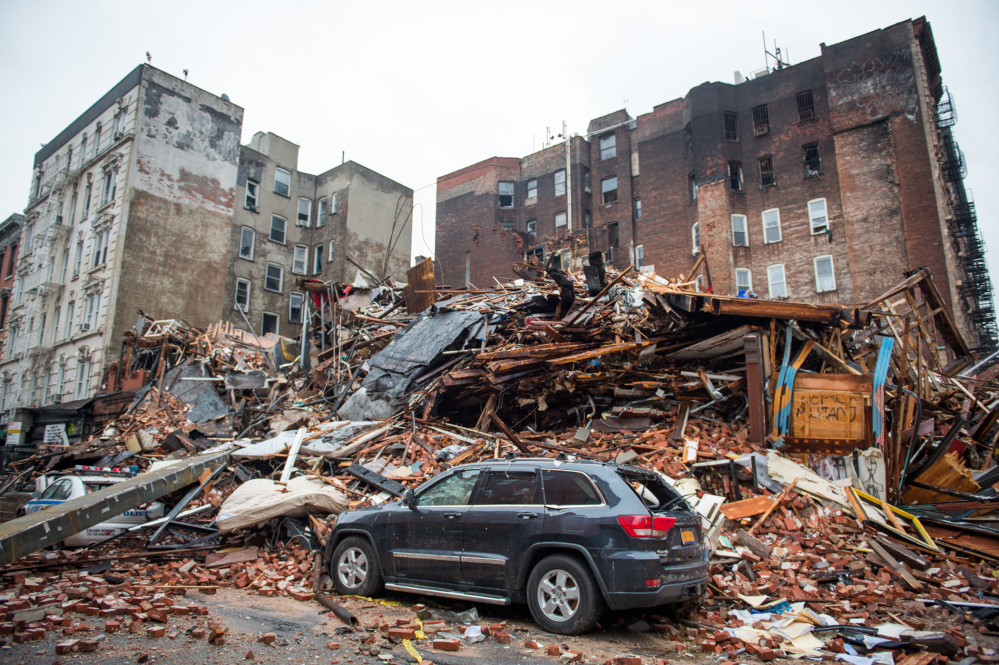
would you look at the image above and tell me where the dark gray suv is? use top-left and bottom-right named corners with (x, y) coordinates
top-left (324, 458), bottom-right (707, 635)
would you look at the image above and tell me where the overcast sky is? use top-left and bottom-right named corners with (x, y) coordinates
top-left (1, 0), bottom-right (996, 294)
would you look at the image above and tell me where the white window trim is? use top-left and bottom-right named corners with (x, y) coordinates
top-left (264, 263), bottom-right (284, 293)
top-left (694, 275), bottom-right (704, 292)
top-left (317, 197), bottom-right (327, 227)
top-left (808, 197), bottom-right (829, 235)
top-left (290, 293), bottom-right (305, 324)
top-left (328, 241), bottom-right (335, 262)
top-left (292, 245), bottom-right (308, 275)
top-left (235, 278), bottom-right (251, 312)
top-left (297, 198), bottom-right (312, 227)
top-left (269, 215), bottom-right (288, 245)
top-left (731, 214), bottom-right (749, 247)
top-left (767, 263), bottom-right (788, 299)
top-left (240, 227), bottom-right (255, 260)
top-left (814, 254), bottom-right (836, 293)
top-left (314, 244), bottom-right (323, 275)
top-left (330, 192), bottom-right (338, 214)
top-left (274, 167), bottom-right (291, 196)
top-left (262, 312), bottom-right (280, 335)
top-left (736, 269), bottom-right (753, 291)
top-left (762, 208), bottom-right (782, 244)
top-left (635, 244), bottom-right (644, 268)
top-left (692, 222), bottom-right (701, 255)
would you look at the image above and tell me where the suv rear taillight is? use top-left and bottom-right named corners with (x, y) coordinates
top-left (617, 515), bottom-right (676, 538)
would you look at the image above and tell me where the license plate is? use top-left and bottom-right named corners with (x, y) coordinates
top-left (681, 529), bottom-right (696, 545)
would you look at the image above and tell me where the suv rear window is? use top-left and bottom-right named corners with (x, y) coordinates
top-left (542, 470), bottom-right (602, 506)
top-left (481, 471), bottom-right (541, 505)
top-left (620, 472), bottom-right (688, 512)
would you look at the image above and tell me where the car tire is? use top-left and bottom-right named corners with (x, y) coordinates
top-left (330, 536), bottom-right (383, 597)
top-left (526, 554), bottom-right (604, 635)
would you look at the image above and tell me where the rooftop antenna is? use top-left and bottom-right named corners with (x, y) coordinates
top-left (762, 31), bottom-right (790, 72)
top-left (183, 69), bottom-right (189, 81)
top-left (145, 51), bottom-right (152, 64)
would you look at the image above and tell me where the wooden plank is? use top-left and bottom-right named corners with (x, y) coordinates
top-left (748, 478), bottom-right (797, 535)
top-left (711, 298), bottom-right (841, 324)
top-left (719, 496), bottom-right (775, 520)
top-left (903, 452), bottom-right (980, 504)
top-left (403, 258), bottom-right (437, 315)
top-left (744, 333), bottom-right (767, 446)
top-left (547, 339), bottom-right (661, 366)
top-left (477, 343), bottom-right (594, 361)
top-left (869, 539), bottom-right (923, 590)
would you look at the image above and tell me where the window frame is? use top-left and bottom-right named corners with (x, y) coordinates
top-left (317, 197), bottom-right (328, 227)
top-left (239, 227), bottom-right (255, 260)
top-left (762, 208), bottom-right (782, 244)
top-left (599, 134), bottom-right (616, 161)
top-left (264, 263), bottom-right (284, 293)
top-left (330, 192), bottom-right (338, 214)
top-left (723, 111), bottom-right (739, 141)
top-left (683, 123), bottom-right (693, 154)
top-left (540, 469), bottom-right (605, 508)
top-left (479, 470), bottom-right (543, 506)
top-left (289, 292), bottom-right (305, 324)
top-left (269, 214), bottom-right (287, 244)
top-left (731, 214), bottom-right (749, 247)
top-left (758, 154), bottom-right (776, 188)
top-left (814, 255), bottom-right (836, 293)
top-left (691, 222), bottom-right (700, 255)
top-left (261, 312), bottom-right (280, 335)
top-left (526, 179), bottom-right (538, 200)
top-left (554, 170), bottom-right (566, 197)
top-left (688, 172), bottom-right (697, 202)
top-left (633, 198), bottom-right (641, 222)
top-left (729, 161), bottom-right (743, 191)
top-left (736, 268), bottom-right (752, 292)
top-left (314, 244), bottom-right (323, 274)
top-left (796, 90), bottom-right (816, 123)
top-left (328, 241), bottom-right (335, 262)
top-left (245, 180), bottom-right (259, 210)
top-left (101, 168), bottom-right (118, 206)
top-left (752, 104), bottom-right (770, 136)
top-left (583, 167), bottom-right (590, 193)
top-left (635, 244), bottom-right (644, 268)
top-left (600, 176), bottom-right (618, 205)
top-left (555, 212), bottom-right (567, 228)
top-left (274, 167), bottom-right (291, 197)
top-left (92, 230), bottom-right (108, 268)
top-left (767, 263), bottom-right (788, 299)
top-left (803, 142), bottom-right (822, 178)
top-left (292, 245), bottom-right (308, 275)
top-left (808, 198), bottom-right (829, 235)
top-left (297, 198), bottom-right (312, 227)
top-left (498, 181), bottom-right (515, 209)
top-left (234, 278), bottom-right (250, 312)
top-left (526, 220), bottom-right (537, 237)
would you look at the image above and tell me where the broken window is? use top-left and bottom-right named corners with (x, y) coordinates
top-left (583, 167), bottom-right (590, 193)
top-left (724, 112), bottom-right (739, 141)
top-left (797, 90), bottom-right (815, 122)
top-left (814, 255), bottom-right (835, 293)
top-left (240, 228), bottom-right (255, 260)
top-left (731, 214), bottom-right (748, 247)
top-left (274, 168), bottom-right (291, 197)
top-left (729, 161), bottom-right (743, 191)
top-left (293, 245), bottom-right (307, 274)
top-left (314, 244), bottom-right (323, 274)
top-left (270, 215), bottom-right (287, 244)
top-left (683, 123), bottom-right (693, 154)
top-left (317, 197), bottom-right (327, 227)
top-left (599, 134), bottom-right (616, 161)
top-left (607, 222), bottom-right (619, 249)
top-left (767, 264), bottom-right (787, 299)
top-left (262, 313), bottom-right (279, 335)
top-left (758, 154), bottom-right (775, 188)
top-left (689, 172), bottom-right (697, 202)
top-left (601, 176), bottom-right (617, 205)
top-left (808, 198), bottom-right (829, 234)
top-left (92, 231), bottom-right (108, 268)
top-left (555, 212), bottom-right (567, 228)
top-left (752, 105), bottom-right (770, 136)
top-left (498, 181), bottom-right (514, 208)
top-left (554, 170), bottom-right (566, 197)
top-left (803, 143), bottom-right (821, 178)
top-left (289, 293), bottom-right (304, 324)
top-left (101, 168), bottom-right (117, 205)
top-left (526, 179), bottom-right (537, 200)
top-left (265, 263), bottom-right (283, 292)
top-left (762, 208), bottom-right (781, 244)
top-left (235, 279), bottom-right (250, 312)
top-left (635, 244), bottom-right (644, 268)
top-left (245, 181), bottom-right (259, 210)
top-left (298, 198), bottom-right (312, 226)
top-left (736, 269), bottom-right (752, 292)
top-left (526, 220), bottom-right (537, 237)
top-left (692, 222), bottom-right (700, 255)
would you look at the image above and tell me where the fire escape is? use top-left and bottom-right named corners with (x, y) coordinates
top-left (938, 87), bottom-right (998, 355)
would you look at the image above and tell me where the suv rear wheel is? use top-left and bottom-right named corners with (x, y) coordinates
top-left (527, 554), bottom-right (603, 635)
top-left (331, 536), bottom-right (383, 597)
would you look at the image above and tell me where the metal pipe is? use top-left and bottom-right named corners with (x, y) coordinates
top-left (316, 591), bottom-right (359, 627)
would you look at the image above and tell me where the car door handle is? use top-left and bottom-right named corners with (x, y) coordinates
top-left (444, 512), bottom-right (462, 519)
top-left (517, 512), bottom-right (539, 519)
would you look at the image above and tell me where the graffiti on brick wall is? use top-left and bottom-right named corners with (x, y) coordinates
top-left (829, 48), bottom-right (919, 127)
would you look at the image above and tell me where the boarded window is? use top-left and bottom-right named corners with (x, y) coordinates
top-left (797, 90), bottom-right (815, 122)
top-left (752, 105), bottom-right (770, 136)
top-left (724, 112), bottom-right (739, 141)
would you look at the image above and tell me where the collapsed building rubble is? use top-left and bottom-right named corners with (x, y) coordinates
top-left (3, 256), bottom-right (999, 663)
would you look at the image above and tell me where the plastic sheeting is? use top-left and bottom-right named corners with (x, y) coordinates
top-left (216, 475), bottom-right (349, 533)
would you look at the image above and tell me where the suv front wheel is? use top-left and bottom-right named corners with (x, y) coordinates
top-left (331, 536), bottom-right (383, 597)
top-left (526, 554), bottom-right (604, 635)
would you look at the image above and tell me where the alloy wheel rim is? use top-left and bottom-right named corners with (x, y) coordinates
top-left (537, 568), bottom-right (580, 622)
top-left (337, 547), bottom-right (368, 589)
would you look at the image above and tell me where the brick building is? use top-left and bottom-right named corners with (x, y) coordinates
top-left (436, 17), bottom-right (996, 353)
top-left (0, 214), bottom-right (23, 357)
top-left (223, 132), bottom-right (413, 338)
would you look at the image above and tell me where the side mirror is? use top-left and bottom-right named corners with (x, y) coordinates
top-left (401, 489), bottom-right (415, 508)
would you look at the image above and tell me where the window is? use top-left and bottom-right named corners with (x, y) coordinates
top-left (297, 198), bottom-right (312, 227)
top-left (292, 245), bottom-right (307, 274)
top-left (694, 275), bottom-right (704, 292)
top-left (65, 302), bottom-right (74, 338)
top-left (417, 469), bottom-right (481, 506)
top-left (584, 210), bottom-right (591, 229)
top-left (113, 109), bottom-right (125, 137)
top-left (526, 179), bottom-right (537, 200)
top-left (767, 264), bottom-right (787, 298)
top-left (269, 215), bottom-right (287, 244)
top-left (101, 168), bottom-right (118, 205)
top-left (265, 264), bottom-right (284, 292)
top-left (758, 155), bottom-right (776, 188)
top-left (583, 167), bottom-right (590, 193)
top-left (683, 123), bottom-right (693, 154)
top-left (69, 189), bottom-right (78, 226)
top-left (554, 170), bottom-right (566, 197)
top-left (601, 176), bottom-right (618, 205)
top-left (240, 227), bottom-right (255, 260)
top-left (542, 470), bottom-right (601, 506)
top-left (76, 360), bottom-right (90, 399)
top-left (692, 222), bottom-right (700, 255)
top-left (762, 208), bottom-right (782, 244)
top-left (274, 168), bottom-right (291, 197)
top-left (317, 197), bottom-right (327, 227)
top-left (92, 231), bottom-right (108, 268)
top-left (815, 255), bottom-right (835, 293)
top-left (729, 161), bottom-right (743, 191)
top-left (555, 212), bottom-right (567, 228)
top-left (752, 105), bottom-right (770, 136)
top-left (599, 134), bottom-right (616, 161)
top-left (724, 112), bottom-right (739, 141)
top-left (5, 243), bottom-right (13, 279)
top-left (84, 291), bottom-right (101, 330)
top-left (52, 308), bottom-right (60, 344)
top-left (289, 293), bottom-right (304, 324)
top-left (66, 148), bottom-right (73, 171)
top-left (80, 135), bottom-right (87, 165)
top-left (808, 198), bottom-right (829, 234)
top-left (82, 184), bottom-right (92, 219)
top-left (481, 471), bottom-right (541, 505)
top-left (61, 250), bottom-right (69, 282)
top-left (803, 143), bottom-right (821, 177)
top-left (73, 241), bottom-right (82, 277)
top-left (688, 172), bottom-right (697, 202)
top-left (736, 269), bottom-right (752, 292)
top-left (0, 294), bottom-right (6, 330)
top-left (58, 365), bottom-right (65, 401)
top-left (328, 241), bottom-right (335, 262)
top-left (330, 192), bottom-right (338, 213)
top-left (526, 220), bottom-right (537, 237)
top-left (262, 312), bottom-right (279, 335)
top-left (607, 222), bottom-right (619, 249)
top-left (635, 244), bottom-right (644, 268)
top-left (38, 312), bottom-right (45, 345)
top-left (633, 198), bottom-right (641, 222)
top-left (245, 180), bottom-right (259, 210)
top-left (235, 279), bottom-right (250, 311)
top-left (797, 90), bottom-right (815, 122)
top-left (42, 479), bottom-right (73, 501)
top-left (732, 215), bottom-right (748, 247)
top-left (498, 181), bottom-right (514, 208)
top-left (93, 123), bottom-right (102, 159)
top-left (314, 244), bottom-right (323, 274)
